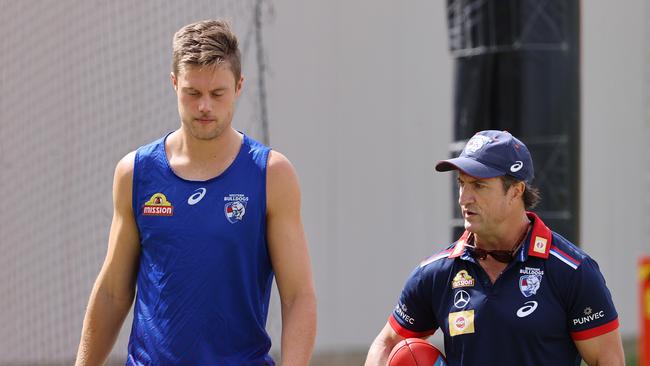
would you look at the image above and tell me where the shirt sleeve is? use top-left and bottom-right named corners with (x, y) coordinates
top-left (389, 266), bottom-right (437, 338)
top-left (566, 257), bottom-right (619, 340)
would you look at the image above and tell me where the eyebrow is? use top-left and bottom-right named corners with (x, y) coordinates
top-left (181, 87), bottom-right (228, 93)
top-left (457, 176), bottom-right (484, 184)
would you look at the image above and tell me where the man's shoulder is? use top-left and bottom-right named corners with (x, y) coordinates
top-left (264, 147), bottom-right (301, 214)
top-left (266, 150), bottom-right (291, 173)
top-left (128, 135), bottom-right (168, 176)
top-left (116, 151), bottom-right (136, 173)
top-left (546, 231), bottom-right (590, 271)
top-left (243, 133), bottom-right (270, 151)
top-left (136, 135), bottom-right (167, 156)
top-left (400, 243), bottom-right (460, 289)
top-left (418, 243), bottom-right (458, 271)
top-left (241, 133), bottom-right (272, 172)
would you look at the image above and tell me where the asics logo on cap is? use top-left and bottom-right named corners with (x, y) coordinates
top-left (510, 161), bottom-right (523, 173)
top-left (188, 188), bottom-right (207, 205)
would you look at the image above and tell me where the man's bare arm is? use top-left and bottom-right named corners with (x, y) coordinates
top-left (365, 321), bottom-right (406, 366)
top-left (574, 328), bottom-right (625, 366)
top-left (266, 151), bottom-right (317, 366)
top-left (75, 152), bottom-right (141, 366)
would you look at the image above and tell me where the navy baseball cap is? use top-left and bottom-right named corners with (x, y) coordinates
top-left (435, 130), bottom-right (534, 182)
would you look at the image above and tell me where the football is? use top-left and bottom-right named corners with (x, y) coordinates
top-left (387, 338), bottom-right (447, 366)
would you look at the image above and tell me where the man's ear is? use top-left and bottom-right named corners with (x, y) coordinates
top-left (235, 76), bottom-right (244, 97)
top-left (511, 181), bottom-right (525, 202)
top-left (171, 72), bottom-right (178, 91)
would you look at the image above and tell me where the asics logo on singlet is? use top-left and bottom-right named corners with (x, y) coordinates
top-left (188, 188), bottom-right (207, 205)
top-left (516, 301), bottom-right (538, 318)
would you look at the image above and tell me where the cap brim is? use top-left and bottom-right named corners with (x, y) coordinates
top-left (435, 157), bottom-right (505, 178)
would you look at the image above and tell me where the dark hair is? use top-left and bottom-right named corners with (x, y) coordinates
top-left (501, 175), bottom-right (541, 210)
top-left (172, 19), bottom-right (241, 82)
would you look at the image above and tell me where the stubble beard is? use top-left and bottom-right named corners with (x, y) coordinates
top-left (183, 117), bottom-right (229, 141)
top-left (463, 214), bottom-right (482, 235)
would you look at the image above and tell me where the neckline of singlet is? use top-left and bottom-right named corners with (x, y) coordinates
top-left (159, 131), bottom-right (248, 184)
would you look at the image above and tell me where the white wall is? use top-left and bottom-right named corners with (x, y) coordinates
top-left (581, 0), bottom-right (649, 339)
top-left (266, 0), bottom-right (453, 350)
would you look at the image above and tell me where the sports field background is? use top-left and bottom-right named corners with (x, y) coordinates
top-left (0, 1), bottom-right (647, 364)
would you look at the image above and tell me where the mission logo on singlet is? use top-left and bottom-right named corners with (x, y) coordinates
top-left (143, 193), bottom-right (173, 216)
top-left (224, 193), bottom-right (249, 223)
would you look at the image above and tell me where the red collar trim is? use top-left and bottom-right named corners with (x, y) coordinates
top-left (447, 212), bottom-right (552, 260)
top-left (448, 231), bottom-right (470, 258)
top-left (525, 212), bottom-right (552, 259)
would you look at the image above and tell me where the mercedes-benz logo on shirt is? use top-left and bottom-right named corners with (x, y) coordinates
top-left (454, 290), bottom-right (471, 309)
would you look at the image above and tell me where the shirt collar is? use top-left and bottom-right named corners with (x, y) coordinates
top-left (449, 212), bottom-right (553, 262)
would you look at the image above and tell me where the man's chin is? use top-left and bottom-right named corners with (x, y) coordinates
top-left (195, 133), bottom-right (221, 141)
top-left (463, 221), bottom-right (478, 233)
top-left (189, 125), bottom-right (224, 140)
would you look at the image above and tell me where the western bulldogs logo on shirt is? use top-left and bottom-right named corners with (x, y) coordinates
top-left (224, 194), bottom-right (249, 223)
top-left (519, 274), bottom-right (542, 297)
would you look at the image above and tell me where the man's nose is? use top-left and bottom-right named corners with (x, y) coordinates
top-left (458, 187), bottom-right (474, 206)
top-left (198, 97), bottom-right (212, 113)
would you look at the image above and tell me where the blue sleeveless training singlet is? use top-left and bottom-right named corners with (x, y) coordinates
top-left (126, 133), bottom-right (275, 365)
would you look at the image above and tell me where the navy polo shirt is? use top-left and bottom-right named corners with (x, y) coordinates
top-left (389, 213), bottom-right (619, 366)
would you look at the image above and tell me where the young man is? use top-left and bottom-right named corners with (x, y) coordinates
top-left (75, 20), bottom-right (316, 366)
top-left (365, 130), bottom-right (624, 365)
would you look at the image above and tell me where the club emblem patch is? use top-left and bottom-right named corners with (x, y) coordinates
top-left (143, 193), bottom-right (173, 216)
top-left (533, 236), bottom-right (548, 254)
top-left (464, 135), bottom-right (491, 154)
top-left (519, 274), bottom-right (542, 297)
top-left (224, 194), bottom-right (249, 223)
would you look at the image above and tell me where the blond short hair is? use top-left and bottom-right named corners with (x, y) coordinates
top-left (172, 19), bottom-right (241, 82)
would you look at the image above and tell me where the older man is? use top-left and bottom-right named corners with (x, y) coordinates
top-left (366, 130), bottom-right (623, 365)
